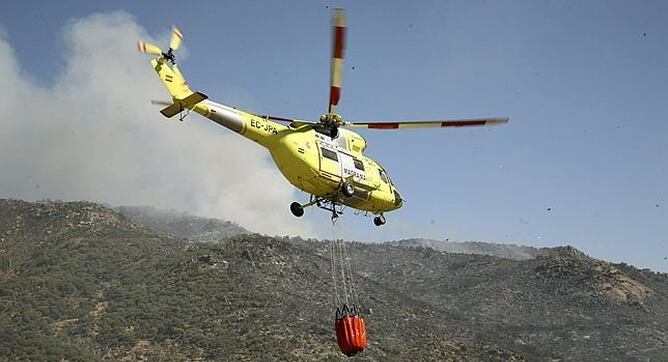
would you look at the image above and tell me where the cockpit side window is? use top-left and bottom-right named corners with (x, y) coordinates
top-left (354, 159), bottom-right (365, 171)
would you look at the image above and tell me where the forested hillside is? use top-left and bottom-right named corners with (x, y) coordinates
top-left (1, 199), bottom-right (666, 360)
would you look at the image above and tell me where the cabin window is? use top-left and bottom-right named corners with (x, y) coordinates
top-left (379, 169), bottom-right (389, 183)
top-left (321, 148), bottom-right (338, 162)
top-left (354, 159), bottom-right (365, 171)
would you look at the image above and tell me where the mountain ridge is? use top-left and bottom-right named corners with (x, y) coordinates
top-left (1, 199), bottom-right (666, 360)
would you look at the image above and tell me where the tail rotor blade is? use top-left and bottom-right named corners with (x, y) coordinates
top-left (169, 26), bottom-right (183, 51)
top-left (150, 99), bottom-right (172, 106)
top-left (328, 8), bottom-right (346, 114)
top-left (137, 41), bottom-right (163, 56)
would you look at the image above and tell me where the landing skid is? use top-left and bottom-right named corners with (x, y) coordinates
top-left (290, 195), bottom-right (386, 227)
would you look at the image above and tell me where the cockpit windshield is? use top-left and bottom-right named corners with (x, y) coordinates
top-left (379, 169), bottom-right (389, 184)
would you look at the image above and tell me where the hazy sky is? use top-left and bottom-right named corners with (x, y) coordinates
top-left (0, 1), bottom-right (666, 271)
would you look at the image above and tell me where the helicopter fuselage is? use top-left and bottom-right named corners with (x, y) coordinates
top-left (142, 18), bottom-right (505, 225)
top-left (192, 97), bottom-right (403, 214)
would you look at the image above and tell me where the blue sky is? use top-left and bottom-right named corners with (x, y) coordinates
top-left (1, 1), bottom-right (666, 271)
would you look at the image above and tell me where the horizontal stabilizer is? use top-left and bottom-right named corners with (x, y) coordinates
top-left (159, 91), bottom-right (208, 118)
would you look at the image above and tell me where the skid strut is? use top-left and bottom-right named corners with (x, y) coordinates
top-left (290, 195), bottom-right (384, 226)
top-left (290, 195), bottom-right (344, 219)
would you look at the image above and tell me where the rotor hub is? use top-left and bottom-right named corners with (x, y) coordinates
top-left (162, 48), bottom-right (176, 64)
top-left (320, 113), bottom-right (343, 126)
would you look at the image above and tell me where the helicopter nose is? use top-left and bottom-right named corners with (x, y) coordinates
top-left (393, 190), bottom-right (403, 208)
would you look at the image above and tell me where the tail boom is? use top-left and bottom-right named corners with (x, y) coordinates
top-left (148, 59), bottom-right (286, 148)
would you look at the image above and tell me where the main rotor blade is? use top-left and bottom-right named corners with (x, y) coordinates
top-left (253, 113), bottom-right (316, 128)
top-left (137, 41), bottom-right (163, 56)
top-left (343, 118), bottom-right (509, 130)
top-left (169, 26), bottom-right (183, 51)
top-left (253, 114), bottom-right (298, 123)
top-left (328, 8), bottom-right (346, 114)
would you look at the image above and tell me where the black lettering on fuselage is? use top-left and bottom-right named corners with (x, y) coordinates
top-left (250, 119), bottom-right (278, 135)
top-left (343, 168), bottom-right (366, 180)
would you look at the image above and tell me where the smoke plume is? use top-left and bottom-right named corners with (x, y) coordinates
top-left (0, 12), bottom-right (314, 236)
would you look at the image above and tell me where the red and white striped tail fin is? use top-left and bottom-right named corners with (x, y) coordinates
top-left (328, 8), bottom-right (346, 114)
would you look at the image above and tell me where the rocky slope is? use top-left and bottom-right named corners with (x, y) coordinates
top-left (348, 243), bottom-right (668, 360)
top-left (1, 199), bottom-right (666, 360)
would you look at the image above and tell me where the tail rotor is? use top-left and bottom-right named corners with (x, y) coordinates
top-left (137, 26), bottom-right (183, 64)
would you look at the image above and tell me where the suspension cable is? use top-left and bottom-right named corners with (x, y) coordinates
top-left (330, 217), bottom-right (340, 309)
top-left (334, 217), bottom-right (349, 307)
top-left (341, 237), bottom-right (358, 309)
top-left (329, 202), bottom-right (362, 315)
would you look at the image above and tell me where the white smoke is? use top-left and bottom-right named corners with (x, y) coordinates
top-left (0, 12), bottom-right (314, 236)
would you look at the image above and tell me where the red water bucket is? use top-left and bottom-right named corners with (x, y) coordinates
top-left (335, 314), bottom-right (367, 356)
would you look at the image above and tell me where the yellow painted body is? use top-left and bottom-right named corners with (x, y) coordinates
top-left (150, 59), bottom-right (402, 214)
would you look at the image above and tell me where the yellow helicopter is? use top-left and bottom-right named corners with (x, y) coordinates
top-left (138, 9), bottom-right (508, 226)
